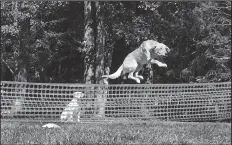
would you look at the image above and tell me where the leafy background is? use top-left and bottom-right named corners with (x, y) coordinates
top-left (1, 1), bottom-right (231, 84)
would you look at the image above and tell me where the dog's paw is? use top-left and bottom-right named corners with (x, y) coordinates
top-left (159, 63), bottom-right (167, 68)
top-left (136, 78), bottom-right (140, 83)
top-left (137, 76), bottom-right (144, 80)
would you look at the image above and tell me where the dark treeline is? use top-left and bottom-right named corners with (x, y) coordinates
top-left (1, 1), bottom-right (231, 84)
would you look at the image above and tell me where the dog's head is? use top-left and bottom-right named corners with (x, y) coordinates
top-left (151, 42), bottom-right (170, 57)
top-left (142, 40), bottom-right (170, 57)
top-left (73, 92), bottom-right (84, 99)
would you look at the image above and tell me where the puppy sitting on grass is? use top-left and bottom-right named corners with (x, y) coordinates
top-left (60, 92), bottom-right (84, 122)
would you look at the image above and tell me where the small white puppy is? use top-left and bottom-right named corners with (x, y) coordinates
top-left (60, 92), bottom-right (84, 122)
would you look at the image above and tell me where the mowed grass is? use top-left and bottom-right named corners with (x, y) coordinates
top-left (1, 121), bottom-right (231, 145)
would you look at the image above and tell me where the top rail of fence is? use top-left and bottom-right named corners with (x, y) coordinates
top-left (1, 81), bottom-right (231, 87)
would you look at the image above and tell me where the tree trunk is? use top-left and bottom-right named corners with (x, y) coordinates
top-left (144, 63), bottom-right (153, 84)
top-left (11, 67), bottom-right (28, 116)
top-left (11, 3), bottom-right (30, 116)
top-left (83, 1), bottom-right (96, 84)
top-left (95, 2), bottom-right (105, 84)
top-left (141, 63), bottom-right (153, 118)
top-left (83, 2), bottom-right (112, 118)
top-left (94, 2), bottom-right (108, 118)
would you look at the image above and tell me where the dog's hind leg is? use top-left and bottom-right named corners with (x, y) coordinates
top-left (128, 72), bottom-right (141, 83)
top-left (134, 64), bottom-right (144, 80)
top-left (135, 72), bottom-right (144, 80)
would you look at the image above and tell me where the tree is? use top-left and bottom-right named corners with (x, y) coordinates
top-left (1, 1), bottom-right (230, 84)
top-left (83, 1), bottom-right (96, 84)
top-left (83, 1), bottom-right (110, 117)
top-left (185, 1), bottom-right (231, 82)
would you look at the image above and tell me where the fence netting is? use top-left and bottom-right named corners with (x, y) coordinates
top-left (1, 81), bottom-right (231, 123)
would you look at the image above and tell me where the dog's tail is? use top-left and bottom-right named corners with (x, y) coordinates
top-left (102, 65), bottom-right (123, 79)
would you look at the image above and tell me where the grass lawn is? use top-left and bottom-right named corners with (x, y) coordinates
top-left (1, 120), bottom-right (231, 145)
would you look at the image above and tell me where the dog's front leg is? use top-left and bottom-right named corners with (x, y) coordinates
top-left (77, 112), bottom-right (80, 122)
top-left (128, 72), bottom-right (141, 83)
top-left (150, 59), bottom-right (167, 67)
top-left (69, 112), bottom-right (75, 122)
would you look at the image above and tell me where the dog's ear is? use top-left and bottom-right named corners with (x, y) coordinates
top-left (150, 45), bottom-right (157, 53)
top-left (142, 47), bottom-right (146, 53)
top-left (141, 43), bottom-right (147, 53)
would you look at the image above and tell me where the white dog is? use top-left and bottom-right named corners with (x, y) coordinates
top-left (102, 40), bottom-right (170, 83)
top-left (60, 92), bottom-right (84, 122)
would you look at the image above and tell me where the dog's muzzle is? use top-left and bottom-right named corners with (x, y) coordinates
top-left (163, 47), bottom-right (171, 57)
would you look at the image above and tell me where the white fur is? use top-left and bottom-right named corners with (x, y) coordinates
top-left (150, 59), bottom-right (167, 67)
top-left (60, 92), bottom-right (84, 122)
top-left (102, 40), bottom-right (170, 83)
top-left (42, 123), bottom-right (61, 128)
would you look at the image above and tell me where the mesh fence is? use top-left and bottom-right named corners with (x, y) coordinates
top-left (1, 81), bottom-right (231, 123)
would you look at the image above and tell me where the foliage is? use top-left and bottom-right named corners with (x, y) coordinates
top-left (1, 1), bottom-right (84, 82)
top-left (1, 1), bottom-right (231, 83)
